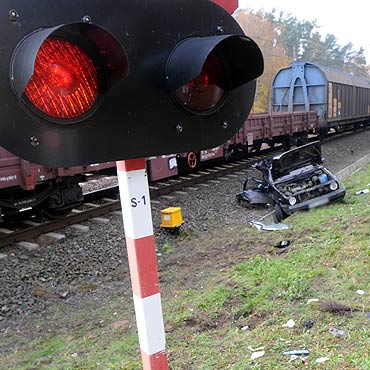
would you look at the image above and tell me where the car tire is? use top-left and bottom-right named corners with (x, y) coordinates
top-left (275, 204), bottom-right (287, 222)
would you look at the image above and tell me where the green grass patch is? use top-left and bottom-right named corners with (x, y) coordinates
top-left (1, 164), bottom-right (370, 369)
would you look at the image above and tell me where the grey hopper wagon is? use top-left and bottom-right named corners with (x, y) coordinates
top-left (272, 61), bottom-right (370, 133)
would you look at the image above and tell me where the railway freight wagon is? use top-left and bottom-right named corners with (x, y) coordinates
top-left (272, 61), bottom-right (370, 133)
top-left (147, 111), bottom-right (319, 181)
top-left (0, 147), bottom-right (115, 220)
top-left (229, 111), bottom-right (318, 151)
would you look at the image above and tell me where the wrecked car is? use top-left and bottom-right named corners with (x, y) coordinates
top-left (237, 141), bottom-right (346, 221)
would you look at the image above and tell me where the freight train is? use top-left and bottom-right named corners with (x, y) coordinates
top-left (1, 62), bottom-right (370, 220)
top-left (150, 62), bottom-right (370, 179)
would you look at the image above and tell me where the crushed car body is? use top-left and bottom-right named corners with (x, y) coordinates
top-left (237, 141), bottom-right (346, 220)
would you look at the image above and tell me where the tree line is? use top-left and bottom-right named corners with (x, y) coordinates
top-left (235, 10), bottom-right (369, 112)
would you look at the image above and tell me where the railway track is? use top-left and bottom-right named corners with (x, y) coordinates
top-left (0, 126), bottom-right (367, 248)
top-left (0, 152), bottom-right (274, 248)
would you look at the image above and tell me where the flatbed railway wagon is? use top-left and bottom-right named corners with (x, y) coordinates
top-left (147, 110), bottom-right (319, 181)
top-left (227, 110), bottom-right (318, 152)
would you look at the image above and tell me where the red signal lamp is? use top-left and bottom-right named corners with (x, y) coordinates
top-left (24, 38), bottom-right (99, 119)
top-left (175, 51), bottom-right (226, 112)
top-left (167, 35), bottom-right (263, 115)
top-left (11, 23), bottom-right (128, 123)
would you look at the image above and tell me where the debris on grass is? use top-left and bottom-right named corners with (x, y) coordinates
top-left (248, 345), bottom-right (266, 360)
top-left (287, 354), bottom-right (299, 363)
top-left (356, 289), bottom-right (365, 295)
top-left (285, 354), bottom-right (310, 364)
top-left (303, 320), bottom-right (314, 330)
top-left (318, 299), bottom-right (359, 315)
top-left (329, 326), bottom-right (348, 338)
top-left (283, 349), bottom-right (310, 356)
top-left (355, 188), bottom-right (369, 195)
top-left (250, 351), bottom-right (265, 360)
top-left (316, 357), bottom-right (330, 363)
top-left (282, 319), bottom-right (295, 328)
top-left (307, 298), bottom-right (319, 304)
top-left (248, 346), bottom-right (265, 352)
top-left (250, 220), bottom-right (289, 231)
top-left (274, 240), bottom-right (291, 248)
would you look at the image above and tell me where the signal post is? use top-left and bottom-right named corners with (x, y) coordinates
top-left (117, 159), bottom-right (168, 369)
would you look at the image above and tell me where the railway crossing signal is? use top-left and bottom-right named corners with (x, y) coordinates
top-left (0, 0), bottom-right (263, 167)
top-left (211, 0), bottom-right (239, 14)
top-left (1, 1), bottom-right (261, 369)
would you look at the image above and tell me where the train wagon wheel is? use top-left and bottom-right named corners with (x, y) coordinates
top-left (253, 140), bottom-right (262, 152)
top-left (282, 136), bottom-right (291, 151)
top-left (38, 183), bottom-right (83, 220)
top-left (267, 140), bottom-right (275, 148)
top-left (187, 152), bottom-right (198, 169)
top-left (39, 204), bottom-right (72, 220)
top-left (318, 127), bottom-right (328, 139)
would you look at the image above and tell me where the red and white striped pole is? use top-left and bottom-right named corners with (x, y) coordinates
top-left (116, 158), bottom-right (169, 369)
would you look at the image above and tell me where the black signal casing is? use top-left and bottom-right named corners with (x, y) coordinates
top-left (0, 0), bottom-right (263, 166)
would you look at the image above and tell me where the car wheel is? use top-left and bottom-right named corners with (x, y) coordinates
top-left (275, 204), bottom-right (287, 222)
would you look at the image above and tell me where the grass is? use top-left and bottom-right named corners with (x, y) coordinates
top-left (2, 164), bottom-right (370, 369)
top-left (2, 326), bottom-right (142, 370)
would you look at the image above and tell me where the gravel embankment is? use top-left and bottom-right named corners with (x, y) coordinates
top-left (1, 128), bottom-right (370, 328)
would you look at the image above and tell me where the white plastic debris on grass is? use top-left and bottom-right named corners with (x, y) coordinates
top-left (307, 298), bottom-right (319, 304)
top-left (250, 351), bottom-right (266, 360)
top-left (250, 220), bottom-right (289, 231)
top-left (316, 357), bottom-right (330, 363)
top-left (287, 355), bottom-right (299, 363)
top-left (356, 289), bottom-right (365, 295)
top-left (282, 319), bottom-right (295, 328)
top-left (329, 326), bottom-right (348, 338)
top-left (248, 345), bottom-right (266, 360)
top-left (248, 346), bottom-right (265, 352)
top-left (355, 188), bottom-right (369, 195)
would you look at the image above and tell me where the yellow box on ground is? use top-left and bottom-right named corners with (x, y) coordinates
top-left (160, 207), bottom-right (184, 229)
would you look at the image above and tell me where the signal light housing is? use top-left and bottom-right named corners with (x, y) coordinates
top-left (167, 35), bottom-right (263, 115)
top-left (0, 0), bottom-right (263, 167)
top-left (10, 22), bottom-right (129, 124)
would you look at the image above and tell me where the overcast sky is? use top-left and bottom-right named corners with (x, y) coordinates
top-left (238, 0), bottom-right (370, 63)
